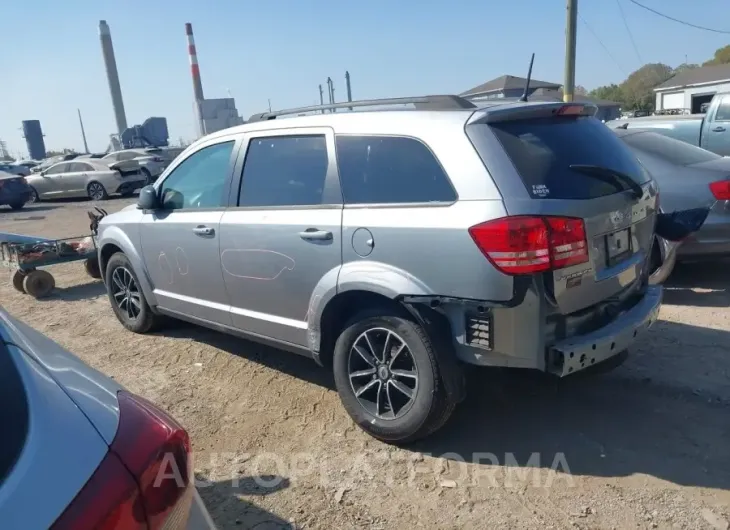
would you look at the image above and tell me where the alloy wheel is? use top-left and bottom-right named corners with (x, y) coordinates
top-left (89, 183), bottom-right (105, 201)
top-left (348, 327), bottom-right (419, 420)
top-left (111, 266), bottom-right (142, 321)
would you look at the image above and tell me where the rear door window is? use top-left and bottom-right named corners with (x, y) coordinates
top-left (335, 135), bottom-right (456, 204)
top-left (621, 131), bottom-right (720, 166)
top-left (490, 116), bottom-right (650, 199)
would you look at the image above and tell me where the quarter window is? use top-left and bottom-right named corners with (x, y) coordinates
top-left (335, 135), bottom-right (456, 204)
top-left (238, 135), bottom-right (329, 207)
top-left (714, 96), bottom-right (730, 121)
top-left (159, 141), bottom-right (234, 210)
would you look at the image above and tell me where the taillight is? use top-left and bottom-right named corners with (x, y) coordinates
top-left (152, 156), bottom-right (164, 162)
top-left (52, 392), bottom-right (192, 530)
top-left (709, 180), bottom-right (730, 200)
top-left (469, 216), bottom-right (588, 275)
top-left (556, 104), bottom-right (585, 116)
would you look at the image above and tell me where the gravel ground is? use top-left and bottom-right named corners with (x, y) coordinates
top-left (1, 199), bottom-right (729, 530)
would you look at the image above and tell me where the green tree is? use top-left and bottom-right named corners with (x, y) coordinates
top-left (575, 85), bottom-right (588, 96)
top-left (589, 84), bottom-right (624, 104)
top-left (703, 45), bottom-right (730, 66)
top-left (621, 63), bottom-right (674, 110)
top-left (673, 63), bottom-right (700, 75)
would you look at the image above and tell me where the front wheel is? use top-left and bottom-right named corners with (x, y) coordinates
top-left (27, 187), bottom-right (39, 203)
top-left (105, 253), bottom-right (161, 333)
top-left (333, 311), bottom-right (457, 444)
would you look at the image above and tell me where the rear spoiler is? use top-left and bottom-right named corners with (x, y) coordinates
top-left (467, 101), bottom-right (598, 125)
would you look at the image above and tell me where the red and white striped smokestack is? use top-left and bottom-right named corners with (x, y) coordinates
top-left (185, 23), bottom-right (205, 102)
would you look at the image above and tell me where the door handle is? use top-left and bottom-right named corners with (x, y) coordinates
top-left (193, 225), bottom-right (214, 236)
top-left (298, 229), bottom-right (332, 241)
top-left (712, 126), bottom-right (726, 132)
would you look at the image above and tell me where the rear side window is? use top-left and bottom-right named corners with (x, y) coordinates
top-left (490, 117), bottom-right (650, 200)
top-left (335, 135), bottom-right (456, 204)
top-left (239, 135), bottom-right (328, 207)
top-left (621, 131), bottom-right (720, 166)
top-left (715, 96), bottom-right (730, 121)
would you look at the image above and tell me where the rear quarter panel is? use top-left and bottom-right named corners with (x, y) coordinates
top-left (0, 344), bottom-right (108, 530)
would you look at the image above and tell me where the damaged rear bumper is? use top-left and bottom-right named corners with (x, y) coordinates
top-left (548, 285), bottom-right (662, 377)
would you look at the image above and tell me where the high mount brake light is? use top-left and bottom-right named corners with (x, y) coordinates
top-left (709, 180), bottom-right (730, 201)
top-left (468, 216), bottom-right (589, 275)
top-left (52, 391), bottom-right (192, 530)
top-left (556, 105), bottom-right (585, 116)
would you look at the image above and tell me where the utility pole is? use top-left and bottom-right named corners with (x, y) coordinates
top-left (319, 84), bottom-right (325, 114)
top-left (563, 0), bottom-right (578, 102)
top-left (327, 77), bottom-right (335, 113)
top-left (77, 109), bottom-right (90, 154)
top-left (345, 71), bottom-right (353, 111)
top-left (268, 99), bottom-right (272, 113)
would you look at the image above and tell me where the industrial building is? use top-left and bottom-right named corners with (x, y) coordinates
top-left (654, 64), bottom-right (730, 113)
top-left (21, 120), bottom-right (46, 160)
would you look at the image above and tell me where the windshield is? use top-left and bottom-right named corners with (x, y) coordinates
top-left (620, 131), bottom-right (720, 166)
top-left (490, 116), bottom-right (650, 199)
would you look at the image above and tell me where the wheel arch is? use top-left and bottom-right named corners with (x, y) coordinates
top-left (98, 229), bottom-right (158, 308)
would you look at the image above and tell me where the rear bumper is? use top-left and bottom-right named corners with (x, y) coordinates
top-left (187, 489), bottom-right (217, 529)
top-left (548, 285), bottom-right (662, 376)
top-left (677, 209), bottom-right (730, 258)
top-left (0, 190), bottom-right (31, 205)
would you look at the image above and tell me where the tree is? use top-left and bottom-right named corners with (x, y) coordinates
top-left (589, 84), bottom-right (624, 104)
top-left (673, 63), bottom-right (700, 76)
top-left (620, 63), bottom-right (674, 110)
top-left (575, 85), bottom-right (588, 96)
top-left (703, 45), bottom-right (730, 66)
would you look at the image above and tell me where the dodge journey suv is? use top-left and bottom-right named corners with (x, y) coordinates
top-left (96, 95), bottom-right (663, 443)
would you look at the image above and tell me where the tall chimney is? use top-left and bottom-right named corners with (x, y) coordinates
top-left (99, 20), bottom-right (128, 136)
top-left (186, 23), bottom-right (205, 137)
top-left (186, 23), bottom-right (205, 101)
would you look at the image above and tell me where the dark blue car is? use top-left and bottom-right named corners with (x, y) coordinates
top-left (0, 171), bottom-right (32, 210)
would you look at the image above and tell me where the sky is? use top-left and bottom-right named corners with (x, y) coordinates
top-left (2, 0), bottom-right (729, 157)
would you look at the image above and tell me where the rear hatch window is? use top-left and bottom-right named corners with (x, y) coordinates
top-left (490, 116), bottom-right (651, 199)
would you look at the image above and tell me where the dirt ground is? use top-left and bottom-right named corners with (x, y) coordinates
top-left (1, 199), bottom-right (729, 530)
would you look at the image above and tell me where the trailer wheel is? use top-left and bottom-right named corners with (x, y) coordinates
top-left (12, 270), bottom-right (27, 293)
top-left (23, 269), bottom-right (55, 298)
top-left (84, 257), bottom-right (102, 279)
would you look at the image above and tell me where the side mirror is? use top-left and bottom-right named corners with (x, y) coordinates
top-left (137, 185), bottom-right (160, 210)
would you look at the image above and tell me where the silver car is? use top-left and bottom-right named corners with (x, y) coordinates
top-left (102, 149), bottom-right (170, 184)
top-left (27, 158), bottom-right (146, 202)
top-left (96, 95), bottom-right (664, 443)
top-left (0, 306), bottom-right (215, 529)
top-left (615, 129), bottom-right (730, 268)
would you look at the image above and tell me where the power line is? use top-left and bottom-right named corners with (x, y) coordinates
top-left (627, 0), bottom-right (730, 34)
top-left (579, 14), bottom-right (627, 76)
top-left (615, 0), bottom-right (643, 64)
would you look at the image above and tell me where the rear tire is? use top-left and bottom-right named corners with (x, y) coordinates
top-left (9, 202), bottom-right (24, 211)
top-left (87, 181), bottom-right (108, 201)
top-left (105, 252), bottom-right (161, 333)
top-left (332, 309), bottom-right (457, 444)
top-left (84, 257), bottom-right (102, 279)
top-left (12, 270), bottom-right (27, 293)
top-left (141, 168), bottom-right (153, 185)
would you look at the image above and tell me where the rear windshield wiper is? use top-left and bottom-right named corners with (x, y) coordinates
top-left (568, 164), bottom-right (644, 200)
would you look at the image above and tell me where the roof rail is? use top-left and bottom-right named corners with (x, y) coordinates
top-left (247, 95), bottom-right (477, 122)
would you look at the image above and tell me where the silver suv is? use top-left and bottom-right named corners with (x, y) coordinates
top-left (96, 95), bottom-right (663, 443)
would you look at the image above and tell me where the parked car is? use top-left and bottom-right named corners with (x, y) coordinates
top-left (0, 170), bottom-right (32, 210)
top-left (27, 158), bottom-right (146, 202)
top-left (614, 128), bottom-right (730, 271)
top-left (0, 306), bottom-right (215, 529)
top-left (31, 154), bottom-right (80, 174)
top-left (102, 149), bottom-right (171, 184)
top-left (77, 153), bottom-right (107, 159)
top-left (0, 163), bottom-right (30, 177)
top-left (96, 95), bottom-right (666, 444)
top-left (609, 92), bottom-right (730, 156)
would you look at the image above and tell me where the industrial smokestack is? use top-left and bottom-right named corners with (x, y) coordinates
top-left (185, 23), bottom-right (206, 137)
top-left (99, 20), bottom-right (128, 136)
top-left (319, 84), bottom-right (325, 114)
top-left (345, 71), bottom-right (353, 111)
top-left (186, 23), bottom-right (205, 101)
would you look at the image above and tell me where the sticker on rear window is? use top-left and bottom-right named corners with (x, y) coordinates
top-left (532, 184), bottom-right (550, 197)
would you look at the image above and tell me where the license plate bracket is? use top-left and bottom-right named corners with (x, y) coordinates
top-left (605, 228), bottom-right (631, 266)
